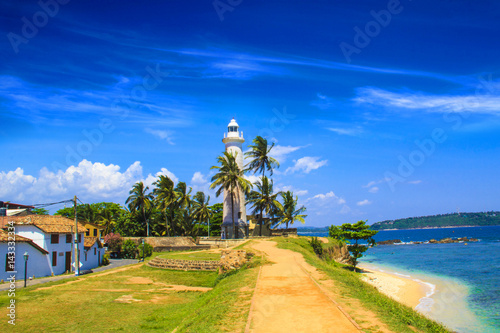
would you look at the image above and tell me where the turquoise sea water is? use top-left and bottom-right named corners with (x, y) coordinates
top-left (298, 226), bottom-right (500, 333)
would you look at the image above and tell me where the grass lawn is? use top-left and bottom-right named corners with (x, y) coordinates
top-left (157, 251), bottom-right (221, 261)
top-left (0, 257), bottom-right (260, 332)
top-left (274, 237), bottom-right (451, 333)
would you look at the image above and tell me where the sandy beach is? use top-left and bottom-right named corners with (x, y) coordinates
top-left (358, 264), bottom-right (430, 310)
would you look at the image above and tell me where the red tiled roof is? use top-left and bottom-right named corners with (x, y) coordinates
top-left (84, 237), bottom-right (103, 249)
top-left (5, 215), bottom-right (87, 234)
top-left (0, 229), bottom-right (49, 254)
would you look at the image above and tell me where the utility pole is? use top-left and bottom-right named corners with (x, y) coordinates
top-left (74, 195), bottom-right (80, 276)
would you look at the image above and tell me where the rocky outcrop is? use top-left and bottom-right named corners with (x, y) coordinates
top-left (219, 250), bottom-right (248, 274)
top-left (429, 237), bottom-right (478, 244)
top-left (147, 257), bottom-right (220, 271)
top-left (377, 239), bottom-right (402, 245)
top-left (324, 243), bottom-right (353, 265)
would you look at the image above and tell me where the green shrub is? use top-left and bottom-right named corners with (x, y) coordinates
top-left (121, 239), bottom-right (138, 259)
top-left (309, 237), bottom-right (323, 257)
top-left (137, 242), bottom-right (153, 259)
top-left (102, 253), bottom-right (110, 266)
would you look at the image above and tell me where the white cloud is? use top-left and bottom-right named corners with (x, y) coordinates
top-left (0, 160), bottom-right (179, 208)
top-left (269, 145), bottom-right (304, 163)
top-left (327, 127), bottom-right (363, 136)
top-left (306, 191), bottom-right (350, 216)
top-left (408, 180), bottom-right (422, 185)
top-left (275, 184), bottom-right (308, 197)
top-left (145, 128), bottom-right (174, 145)
top-left (363, 177), bottom-right (391, 193)
top-left (368, 186), bottom-right (379, 193)
top-left (244, 174), bottom-right (261, 185)
top-left (285, 156), bottom-right (327, 174)
top-left (190, 171), bottom-right (211, 194)
top-left (310, 93), bottom-right (335, 110)
top-left (357, 199), bottom-right (372, 206)
top-left (354, 87), bottom-right (500, 114)
top-left (144, 167), bottom-right (179, 188)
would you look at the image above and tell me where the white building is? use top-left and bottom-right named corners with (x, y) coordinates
top-left (1, 215), bottom-right (104, 281)
top-left (81, 237), bottom-right (104, 270)
top-left (221, 118), bottom-right (248, 239)
top-left (0, 230), bottom-right (50, 282)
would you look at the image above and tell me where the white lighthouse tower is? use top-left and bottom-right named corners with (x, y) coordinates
top-left (222, 118), bottom-right (248, 239)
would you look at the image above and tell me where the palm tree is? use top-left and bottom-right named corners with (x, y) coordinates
top-left (210, 151), bottom-right (252, 239)
top-left (126, 181), bottom-right (153, 236)
top-left (97, 208), bottom-right (117, 236)
top-left (175, 182), bottom-right (192, 210)
top-left (245, 136), bottom-right (280, 236)
top-left (247, 176), bottom-right (281, 235)
top-left (153, 175), bottom-right (178, 236)
top-left (177, 207), bottom-right (200, 240)
top-left (192, 191), bottom-right (213, 237)
top-left (276, 191), bottom-right (307, 229)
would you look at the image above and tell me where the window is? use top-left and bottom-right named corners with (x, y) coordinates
top-left (66, 234), bottom-right (72, 243)
top-left (78, 234), bottom-right (82, 243)
top-left (51, 234), bottom-right (59, 244)
top-left (238, 212), bottom-right (242, 219)
top-left (5, 254), bottom-right (14, 272)
top-left (94, 248), bottom-right (96, 255)
top-left (85, 230), bottom-right (90, 236)
top-left (93, 229), bottom-right (98, 237)
top-left (85, 252), bottom-right (87, 261)
top-left (52, 251), bottom-right (57, 266)
top-left (228, 126), bottom-right (237, 132)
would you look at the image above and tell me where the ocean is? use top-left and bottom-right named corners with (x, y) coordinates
top-left (298, 226), bottom-right (500, 333)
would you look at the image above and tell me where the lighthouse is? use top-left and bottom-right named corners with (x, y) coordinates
top-left (222, 118), bottom-right (248, 239)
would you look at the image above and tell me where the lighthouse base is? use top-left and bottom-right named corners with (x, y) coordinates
top-left (221, 219), bottom-right (249, 239)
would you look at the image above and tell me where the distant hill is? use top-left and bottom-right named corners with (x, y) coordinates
top-left (370, 211), bottom-right (500, 230)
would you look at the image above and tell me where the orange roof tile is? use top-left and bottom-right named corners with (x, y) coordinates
top-left (84, 237), bottom-right (103, 249)
top-left (6, 215), bottom-right (87, 234)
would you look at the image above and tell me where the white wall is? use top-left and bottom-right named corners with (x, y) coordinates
top-left (81, 243), bottom-right (104, 271)
top-left (16, 226), bottom-right (85, 276)
top-left (0, 242), bottom-right (51, 282)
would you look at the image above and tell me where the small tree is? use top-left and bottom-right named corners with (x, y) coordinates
top-left (104, 233), bottom-right (122, 252)
top-left (309, 237), bottom-right (323, 257)
top-left (121, 239), bottom-right (138, 259)
top-left (329, 220), bottom-right (377, 271)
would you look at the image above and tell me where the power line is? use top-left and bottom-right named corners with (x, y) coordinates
top-left (33, 199), bottom-right (74, 208)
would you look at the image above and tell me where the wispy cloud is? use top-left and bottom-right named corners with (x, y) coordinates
top-left (327, 127), bottom-right (363, 136)
top-left (311, 93), bottom-right (336, 110)
top-left (285, 156), bottom-right (328, 174)
top-left (354, 87), bottom-right (500, 115)
top-left (145, 128), bottom-right (174, 145)
top-left (270, 145), bottom-right (305, 163)
top-left (357, 199), bottom-right (372, 206)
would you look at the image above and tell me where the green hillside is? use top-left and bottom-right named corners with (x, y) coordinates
top-left (371, 211), bottom-right (500, 230)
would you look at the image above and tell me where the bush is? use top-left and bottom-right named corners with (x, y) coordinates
top-left (104, 233), bottom-right (122, 252)
top-left (121, 239), bottom-right (138, 259)
top-left (102, 253), bottom-right (110, 266)
top-left (309, 237), bottom-right (323, 257)
top-left (137, 242), bottom-right (153, 259)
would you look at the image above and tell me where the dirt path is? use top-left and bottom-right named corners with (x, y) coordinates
top-left (246, 240), bottom-right (361, 333)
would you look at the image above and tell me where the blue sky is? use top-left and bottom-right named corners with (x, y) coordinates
top-left (1, 0), bottom-right (500, 226)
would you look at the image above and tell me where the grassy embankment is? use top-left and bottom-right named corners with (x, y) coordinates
top-left (275, 236), bottom-right (451, 333)
top-left (0, 242), bottom-right (266, 332)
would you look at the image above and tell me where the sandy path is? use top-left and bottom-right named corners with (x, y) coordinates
top-left (247, 240), bottom-right (361, 333)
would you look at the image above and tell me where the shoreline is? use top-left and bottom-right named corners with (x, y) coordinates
top-left (358, 262), bottom-right (482, 333)
top-left (375, 224), bottom-right (499, 231)
top-left (358, 264), bottom-right (432, 311)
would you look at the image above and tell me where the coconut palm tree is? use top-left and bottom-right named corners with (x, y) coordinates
top-left (247, 176), bottom-right (281, 235)
top-left (210, 151), bottom-right (252, 239)
top-left (97, 208), bottom-right (117, 236)
top-left (192, 191), bottom-right (213, 237)
top-left (276, 190), bottom-right (307, 229)
top-left (153, 175), bottom-right (178, 236)
top-left (126, 181), bottom-right (153, 236)
top-left (175, 182), bottom-right (192, 210)
top-left (245, 136), bottom-right (280, 236)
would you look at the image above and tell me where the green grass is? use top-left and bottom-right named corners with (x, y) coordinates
top-left (274, 237), bottom-right (451, 333)
top-left (0, 251), bottom-right (261, 332)
top-left (157, 251), bottom-right (221, 261)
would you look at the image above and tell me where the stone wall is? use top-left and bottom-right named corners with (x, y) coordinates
top-left (219, 249), bottom-right (247, 273)
top-left (123, 237), bottom-right (211, 252)
top-left (147, 257), bottom-right (220, 271)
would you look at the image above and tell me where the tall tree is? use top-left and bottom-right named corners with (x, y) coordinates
top-left (153, 175), bottom-right (177, 236)
top-left (329, 220), bottom-right (378, 271)
top-left (247, 176), bottom-right (281, 235)
top-left (175, 182), bottom-right (192, 210)
top-left (210, 151), bottom-right (252, 239)
top-left (192, 191), bottom-right (213, 237)
top-left (97, 208), bottom-right (117, 236)
top-left (126, 181), bottom-right (153, 236)
top-left (276, 191), bottom-right (307, 229)
top-left (245, 136), bottom-right (280, 236)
